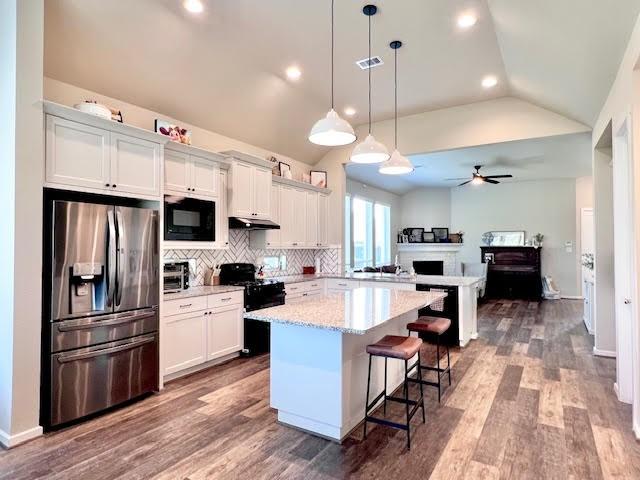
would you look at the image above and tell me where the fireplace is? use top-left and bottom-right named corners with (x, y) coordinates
top-left (413, 260), bottom-right (444, 275)
top-left (397, 244), bottom-right (462, 276)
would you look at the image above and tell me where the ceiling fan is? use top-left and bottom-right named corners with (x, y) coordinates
top-left (446, 165), bottom-right (513, 186)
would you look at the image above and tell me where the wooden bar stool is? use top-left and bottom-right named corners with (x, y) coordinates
top-left (406, 316), bottom-right (452, 403)
top-left (363, 335), bottom-right (425, 450)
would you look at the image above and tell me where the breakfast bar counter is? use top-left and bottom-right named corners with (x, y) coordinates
top-left (245, 287), bottom-right (446, 441)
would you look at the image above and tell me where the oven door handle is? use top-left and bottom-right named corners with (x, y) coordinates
top-left (56, 308), bottom-right (157, 332)
top-left (56, 335), bottom-right (156, 363)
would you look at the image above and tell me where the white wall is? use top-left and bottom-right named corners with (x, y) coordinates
top-left (0, 0), bottom-right (44, 448)
top-left (44, 77), bottom-right (313, 182)
top-left (346, 179), bottom-right (401, 262)
top-left (449, 179), bottom-right (579, 296)
top-left (399, 188), bottom-right (451, 230)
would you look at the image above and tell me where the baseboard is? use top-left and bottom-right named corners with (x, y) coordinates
top-left (614, 382), bottom-right (620, 400)
top-left (593, 347), bottom-right (617, 358)
top-left (562, 295), bottom-right (583, 300)
top-left (0, 425), bottom-right (43, 449)
top-left (634, 419), bottom-right (640, 440)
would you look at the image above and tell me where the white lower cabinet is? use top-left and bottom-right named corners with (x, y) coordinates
top-left (206, 303), bottom-right (243, 360)
top-left (163, 311), bottom-right (207, 376)
top-left (162, 291), bottom-right (244, 378)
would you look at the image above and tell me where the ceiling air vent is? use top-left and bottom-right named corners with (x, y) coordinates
top-left (356, 56), bottom-right (383, 70)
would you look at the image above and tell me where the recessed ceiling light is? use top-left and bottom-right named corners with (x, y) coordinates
top-left (457, 14), bottom-right (477, 29)
top-left (286, 66), bottom-right (302, 81)
top-left (183, 0), bottom-right (204, 14)
top-left (344, 107), bottom-right (356, 116)
top-left (482, 75), bottom-right (498, 88)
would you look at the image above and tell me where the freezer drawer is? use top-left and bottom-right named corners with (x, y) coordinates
top-left (49, 333), bottom-right (158, 426)
top-left (51, 307), bottom-right (158, 352)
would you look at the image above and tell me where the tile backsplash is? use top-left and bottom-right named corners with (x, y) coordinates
top-left (164, 229), bottom-right (341, 286)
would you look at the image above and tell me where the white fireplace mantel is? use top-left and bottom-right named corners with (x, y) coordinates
top-left (396, 243), bottom-right (464, 275)
top-left (397, 243), bottom-right (463, 253)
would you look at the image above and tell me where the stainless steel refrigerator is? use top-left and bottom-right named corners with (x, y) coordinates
top-left (42, 192), bottom-right (159, 427)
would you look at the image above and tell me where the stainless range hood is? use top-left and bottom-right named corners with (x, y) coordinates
top-left (228, 217), bottom-right (280, 230)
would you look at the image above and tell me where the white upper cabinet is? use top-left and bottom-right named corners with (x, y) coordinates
top-left (279, 185), bottom-right (296, 247)
top-left (164, 150), bottom-right (190, 194)
top-left (229, 161), bottom-right (255, 218)
top-left (265, 184), bottom-right (281, 248)
top-left (46, 115), bottom-right (110, 190)
top-left (189, 154), bottom-right (219, 198)
top-left (216, 171), bottom-right (229, 248)
top-left (45, 108), bottom-right (164, 200)
top-left (306, 191), bottom-right (319, 248)
top-left (253, 166), bottom-right (272, 219)
top-left (228, 161), bottom-right (271, 220)
top-left (109, 133), bottom-right (161, 197)
top-left (164, 148), bottom-right (219, 199)
top-left (318, 193), bottom-right (329, 247)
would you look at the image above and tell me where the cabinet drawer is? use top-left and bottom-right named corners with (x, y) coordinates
top-left (326, 279), bottom-right (359, 290)
top-left (305, 280), bottom-right (324, 292)
top-left (207, 291), bottom-right (244, 309)
top-left (164, 295), bottom-right (208, 317)
top-left (285, 283), bottom-right (308, 295)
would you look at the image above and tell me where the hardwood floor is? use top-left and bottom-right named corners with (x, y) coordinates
top-left (2, 299), bottom-right (639, 479)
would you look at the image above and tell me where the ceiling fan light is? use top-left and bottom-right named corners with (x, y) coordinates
top-left (350, 134), bottom-right (390, 164)
top-left (471, 176), bottom-right (484, 185)
top-left (379, 149), bottom-right (414, 175)
top-left (308, 109), bottom-right (356, 146)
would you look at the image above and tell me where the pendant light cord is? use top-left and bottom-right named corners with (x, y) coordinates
top-left (394, 46), bottom-right (398, 149)
top-left (331, 0), bottom-right (335, 110)
top-left (368, 13), bottom-right (372, 134)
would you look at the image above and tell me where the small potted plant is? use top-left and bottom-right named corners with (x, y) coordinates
top-left (533, 233), bottom-right (544, 248)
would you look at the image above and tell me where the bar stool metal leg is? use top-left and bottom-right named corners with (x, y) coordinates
top-left (364, 354), bottom-right (372, 439)
top-left (417, 351), bottom-right (426, 423)
top-left (436, 336), bottom-right (441, 403)
top-left (383, 358), bottom-right (388, 416)
top-left (447, 343), bottom-right (452, 385)
top-left (404, 359), bottom-right (411, 450)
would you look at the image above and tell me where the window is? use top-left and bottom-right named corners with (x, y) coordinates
top-left (262, 255), bottom-right (286, 271)
top-left (344, 195), bottom-right (391, 269)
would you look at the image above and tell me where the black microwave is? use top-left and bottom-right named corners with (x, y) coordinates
top-left (164, 196), bottom-right (215, 242)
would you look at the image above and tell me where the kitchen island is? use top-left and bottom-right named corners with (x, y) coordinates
top-left (272, 272), bottom-right (481, 347)
top-left (245, 287), bottom-right (446, 442)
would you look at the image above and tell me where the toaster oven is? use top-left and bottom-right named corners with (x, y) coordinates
top-left (163, 261), bottom-right (190, 293)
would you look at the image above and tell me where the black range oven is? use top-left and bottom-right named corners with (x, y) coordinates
top-left (164, 196), bottom-right (215, 242)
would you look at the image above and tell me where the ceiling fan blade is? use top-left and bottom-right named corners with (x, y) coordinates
top-left (484, 174), bottom-right (513, 179)
top-left (484, 178), bottom-right (500, 184)
top-left (458, 180), bottom-right (472, 186)
top-left (445, 177), bottom-right (470, 181)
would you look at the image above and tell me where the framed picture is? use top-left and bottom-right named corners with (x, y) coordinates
top-left (278, 161), bottom-right (291, 179)
top-left (154, 119), bottom-right (191, 145)
top-left (310, 170), bottom-right (327, 189)
top-left (422, 232), bottom-right (435, 243)
top-left (431, 227), bottom-right (449, 243)
top-left (268, 156), bottom-right (280, 176)
top-left (449, 233), bottom-right (462, 244)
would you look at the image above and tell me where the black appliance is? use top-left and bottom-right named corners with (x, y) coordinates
top-left (413, 260), bottom-right (444, 276)
top-left (228, 216), bottom-right (280, 230)
top-left (415, 284), bottom-right (459, 346)
top-left (163, 260), bottom-right (190, 293)
top-left (219, 263), bottom-right (285, 356)
top-left (42, 189), bottom-right (159, 428)
top-left (164, 195), bottom-right (215, 241)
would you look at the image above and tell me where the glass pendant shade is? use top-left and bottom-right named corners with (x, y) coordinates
top-left (379, 149), bottom-right (414, 175)
top-left (308, 109), bottom-right (356, 146)
top-left (350, 134), bottom-right (390, 164)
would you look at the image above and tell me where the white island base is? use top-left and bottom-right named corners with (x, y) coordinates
top-left (270, 310), bottom-right (421, 442)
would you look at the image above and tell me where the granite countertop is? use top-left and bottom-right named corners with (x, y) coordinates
top-left (163, 285), bottom-right (244, 300)
top-left (272, 272), bottom-right (481, 287)
top-left (244, 287), bottom-right (447, 334)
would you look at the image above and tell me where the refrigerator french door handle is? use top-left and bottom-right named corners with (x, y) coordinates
top-left (56, 308), bottom-right (157, 331)
top-left (107, 209), bottom-right (117, 307)
top-left (115, 209), bottom-right (125, 307)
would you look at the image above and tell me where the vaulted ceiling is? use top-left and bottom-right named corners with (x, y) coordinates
top-left (44, 0), bottom-right (640, 164)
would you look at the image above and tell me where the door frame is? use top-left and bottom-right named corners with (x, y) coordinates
top-left (612, 114), bottom-right (637, 405)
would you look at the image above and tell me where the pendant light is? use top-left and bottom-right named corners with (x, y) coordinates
top-left (350, 5), bottom-right (389, 164)
top-left (308, 0), bottom-right (356, 146)
top-left (379, 40), bottom-right (414, 175)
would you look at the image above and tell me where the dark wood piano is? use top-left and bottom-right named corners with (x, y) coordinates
top-left (481, 246), bottom-right (542, 299)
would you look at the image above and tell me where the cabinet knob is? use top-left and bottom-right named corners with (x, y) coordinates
top-left (112, 184), bottom-right (117, 188)
top-left (105, 183), bottom-right (110, 187)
